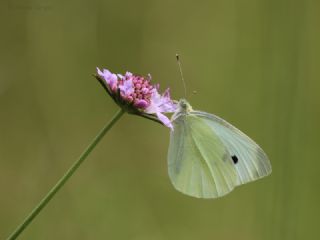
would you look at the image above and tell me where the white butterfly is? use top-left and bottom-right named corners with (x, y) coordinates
top-left (167, 99), bottom-right (272, 198)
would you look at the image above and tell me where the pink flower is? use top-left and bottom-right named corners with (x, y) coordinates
top-left (96, 68), bottom-right (177, 129)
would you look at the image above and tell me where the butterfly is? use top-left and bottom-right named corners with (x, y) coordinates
top-left (167, 99), bottom-right (272, 198)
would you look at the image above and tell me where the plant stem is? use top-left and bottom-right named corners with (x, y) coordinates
top-left (6, 108), bottom-right (125, 240)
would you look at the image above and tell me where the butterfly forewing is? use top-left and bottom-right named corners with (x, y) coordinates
top-left (168, 114), bottom-right (239, 198)
top-left (193, 111), bottom-right (272, 185)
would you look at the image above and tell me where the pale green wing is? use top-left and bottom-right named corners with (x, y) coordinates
top-left (168, 114), bottom-right (239, 198)
top-left (193, 111), bottom-right (272, 185)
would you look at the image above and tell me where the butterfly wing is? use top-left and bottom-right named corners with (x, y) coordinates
top-left (193, 111), bottom-right (272, 185)
top-left (168, 113), bottom-right (239, 198)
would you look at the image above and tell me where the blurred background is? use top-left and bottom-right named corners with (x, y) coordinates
top-left (1, 0), bottom-right (319, 239)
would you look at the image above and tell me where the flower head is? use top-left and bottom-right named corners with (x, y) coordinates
top-left (96, 68), bottom-right (177, 129)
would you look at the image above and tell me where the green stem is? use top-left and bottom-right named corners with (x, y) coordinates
top-left (6, 108), bottom-right (125, 240)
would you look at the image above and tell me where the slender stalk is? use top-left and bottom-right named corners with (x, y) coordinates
top-left (6, 108), bottom-right (125, 240)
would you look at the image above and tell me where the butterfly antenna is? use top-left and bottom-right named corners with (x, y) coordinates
top-left (176, 54), bottom-right (187, 97)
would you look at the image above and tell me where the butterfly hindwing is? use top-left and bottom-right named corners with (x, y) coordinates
top-left (168, 114), bottom-right (239, 198)
top-left (193, 111), bottom-right (272, 185)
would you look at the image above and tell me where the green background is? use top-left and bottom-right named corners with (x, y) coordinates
top-left (1, 0), bottom-right (319, 239)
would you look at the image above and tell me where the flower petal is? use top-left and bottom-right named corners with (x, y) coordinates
top-left (119, 78), bottom-right (134, 96)
top-left (97, 68), bottom-right (118, 89)
top-left (125, 71), bottom-right (133, 79)
top-left (145, 88), bottom-right (177, 114)
top-left (156, 112), bottom-right (173, 130)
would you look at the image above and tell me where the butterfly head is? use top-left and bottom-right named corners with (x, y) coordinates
top-left (171, 99), bottom-right (192, 122)
top-left (178, 99), bottom-right (193, 113)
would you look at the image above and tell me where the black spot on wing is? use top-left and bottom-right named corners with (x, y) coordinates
top-left (231, 155), bottom-right (238, 164)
